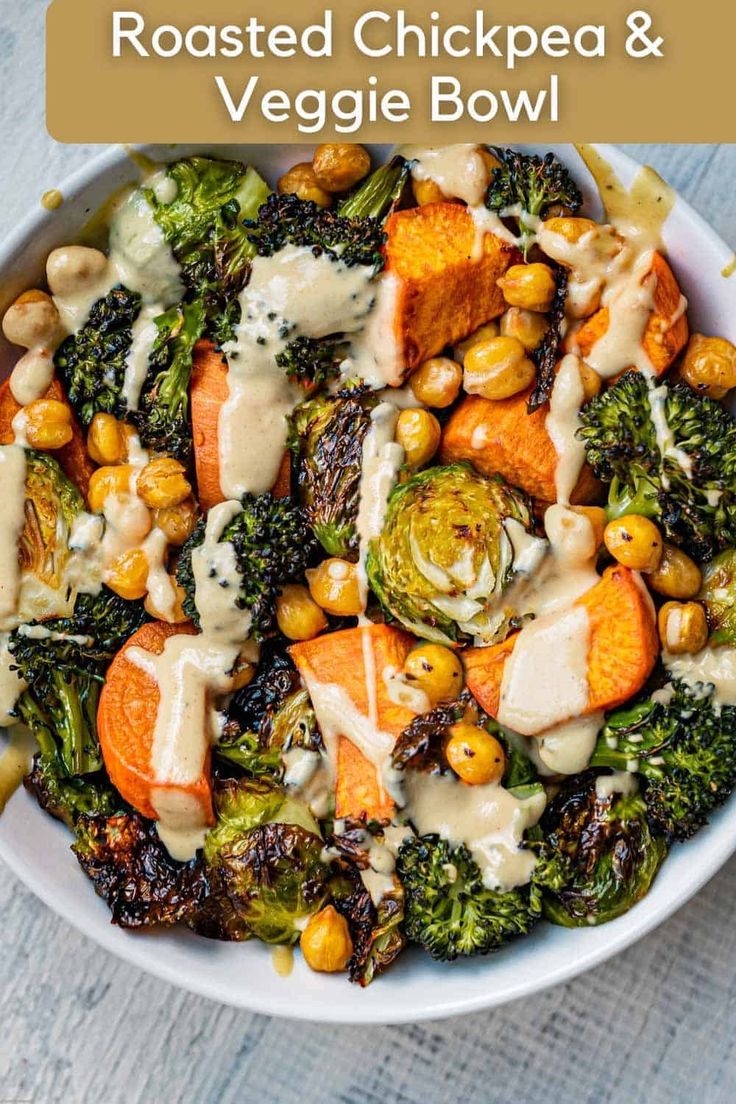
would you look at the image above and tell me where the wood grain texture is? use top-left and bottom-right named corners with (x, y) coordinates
top-left (2, 7), bottom-right (736, 1097)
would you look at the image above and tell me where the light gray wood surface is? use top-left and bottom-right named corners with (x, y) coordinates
top-left (2, 7), bottom-right (736, 1102)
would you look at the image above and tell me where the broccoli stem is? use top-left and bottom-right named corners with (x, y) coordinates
top-left (337, 158), bottom-right (408, 222)
top-left (605, 473), bottom-right (660, 522)
top-left (54, 674), bottom-right (88, 775)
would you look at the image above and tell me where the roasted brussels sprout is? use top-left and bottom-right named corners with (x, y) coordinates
top-left (541, 772), bottom-right (667, 927)
top-left (700, 548), bottom-right (736, 645)
top-left (366, 463), bottom-right (534, 643)
top-left (19, 450), bottom-right (84, 621)
top-left (330, 862), bottom-right (406, 986)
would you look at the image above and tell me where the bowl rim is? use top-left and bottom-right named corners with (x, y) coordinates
top-left (1, 142), bottom-right (735, 1025)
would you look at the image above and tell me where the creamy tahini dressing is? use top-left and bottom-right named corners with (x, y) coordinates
top-left (9, 349), bottom-right (55, 406)
top-left (0, 726), bottom-right (36, 813)
top-left (401, 144), bottom-right (491, 207)
top-left (664, 646), bottom-right (736, 708)
top-left (402, 771), bottom-right (546, 892)
top-left (122, 305), bottom-right (160, 411)
top-left (355, 401), bottom-right (404, 613)
top-left (0, 446), bottom-right (27, 631)
top-left (546, 354), bottom-right (586, 504)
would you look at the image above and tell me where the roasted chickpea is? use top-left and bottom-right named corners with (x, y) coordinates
top-left (307, 558), bottom-right (363, 617)
top-left (276, 583), bottom-right (328, 641)
top-left (87, 464), bottom-right (135, 513)
top-left (300, 906), bottom-right (353, 973)
top-left (499, 307), bottom-right (549, 353)
top-left (87, 412), bottom-right (130, 466)
top-left (543, 216), bottom-right (598, 244)
top-left (679, 334), bottom-right (736, 399)
top-left (395, 408), bottom-right (441, 468)
top-left (497, 263), bottom-right (556, 313)
top-left (578, 360), bottom-right (603, 402)
top-left (410, 357), bottom-right (463, 408)
top-left (22, 398), bottom-right (73, 450)
top-left (658, 601), bottom-right (708, 655)
top-left (646, 544), bottom-right (702, 600)
top-left (463, 335), bottom-right (536, 401)
top-left (445, 723), bottom-right (505, 786)
top-left (9, 349), bottom-right (54, 406)
top-left (137, 457), bottom-right (191, 510)
top-left (454, 322), bottom-right (500, 364)
top-left (412, 177), bottom-right (446, 206)
top-left (144, 577), bottom-right (188, 623)
top-left (46, 246), bottom-right (107, 299)
top-left (403, 643), bottom-right (464, 706)
top-left (603, 516), bottom-right (663, 573)
top-left (105, 548), bottom-right (149, 601)
top-left (2, 290), bottom-right (63, 350)
top-left (312, 144), bottom-right (371, 193)
top-left (153, 497), bottom-right (198, 547)
top-left (277, 163), bottom-right (332, 208)
top-left (570, 506), bottom-right (607, 550)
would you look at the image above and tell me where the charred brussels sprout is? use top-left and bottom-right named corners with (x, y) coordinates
top-left (700, 548), bottom-right (736, 645)
top-left (330, 861), bottom-right (406, 986)
top-left (290, 388), bottom-right (379, 559)
top-left (19, 450), bottom-right (84, 621)
top-left (366, 463), bottom-right (534, 644)
top-left (24, 754), bottom-right (121, 830)
top-left (541, 772), bottom-right (667, 927)
top-left (203, 778), bottom-right (330, 944)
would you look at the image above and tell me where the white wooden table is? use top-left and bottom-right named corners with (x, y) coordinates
top-left (2, 8), bottom-right (736, 1102)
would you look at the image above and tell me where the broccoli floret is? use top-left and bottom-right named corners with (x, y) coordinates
top-left (275, 335), bottom-right (345, 390)
top-left (486, 148), bottom-right (582, 258)
top-left (290, 387), bottom-right (379, 559)
top-left (591, 681), bottom-right (736, 841)
top-left (540, 772), bottom-right (667, 927)
top-left (54, 286), bottom-right (142, 426)
top-left (336, 155), bottom-right (411, 220)
top-left (147, 157), bottom-right (271, 344)
top-left (396, 831), bottom-right (561, 961)
top-left (129, 299), bottom-right (205, 461)
top-left (176, 493), bottom-right (317, 640)
top-left (24, 753), bottom-right (121, 830)
top-left (10, 588), bottom-right (146, 778)
top-left (579, 371), bottom-right (736, 560)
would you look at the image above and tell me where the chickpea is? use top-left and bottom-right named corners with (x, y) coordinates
top-left (300, 905), bottom-right (353, 973)
top-left (603, 516), bottom-right (663, 573)
top-left (144, 577), bottom-right (188, 623)
top-left (307, 558), bottom-right (363, 617)
top-left (679, 334), bottom-right (736, 399)
top-left (395, 408), bottom-right (441, 468)
top-left (578, 360), bottom-right (602, 402)
top-left (410, 357), bottom-right (463, 409)
top-left (571, 506), bottom-right (607, 550)
top-left (499, 307), bottom-right (549, 353)
top-left (137, 457), bottom-right (191, 509)
top-left (2, 289), bottom-right (63, 350)
top-left (646, 543), bottom-right (702, 600)
top-left (543, 216), bottom-right (598, 244)
top-left (312, 144), bottom-right (371, 193)
top-left (497, 264), bottom-right (556, 313)
top-left (87, 412), bottom-right (130, 466)
top-left (277, 163), bottom-right (332, 208)
top-left (403, 643), bottom-right (464, 706)
top-left (445, 723), bottom-right (505, 786)
top-left (9, 349), bottom-right (54, 406)
top-left (105, 547), bottom-right (149, 601)
top-left (87, 464), bottom-right (135, 513)
top-left (46, 246), bottom-right (107, 299)
top-left (454, 322), bottom-right (500, 364)
top-left (276, 583), bottom-right (328, 641)
top-left (153, 497), bottom-right (198, 547)
top-left (658, 601), bottom-right (708, 655)
top-left (463, 336), bottom-right (536, 401)
top-left (22, 398), bottom-right (73, 450)
top-left (412, 177), bottom-right (447, 206)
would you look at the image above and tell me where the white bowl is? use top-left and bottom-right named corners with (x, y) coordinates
top-left (1, 143), bottom-right (735, 1025)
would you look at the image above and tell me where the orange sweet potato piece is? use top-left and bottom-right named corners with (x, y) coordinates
top-left (190, 339), bottom-right (228, 511)
top-left (98, 621), bottom-right (214, 826)
top-left (440, 390), bottom-right (600, 504)
top-left (290, 623), bottom-right (416, 821)
top-left (573, 252), bottom-right (688, 378)
top-left (383, 203), bottom-right (516, 375)
top-left (0, 377), bottom-right (95, 500)
top-left (463, 565), bottom-right (658, 721)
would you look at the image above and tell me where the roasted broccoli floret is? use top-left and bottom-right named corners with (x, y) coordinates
top-left (24, 753), bottom-right (121, 830)
top-left (290, 387), bottom-right (379, 559)
top-left (486, 148), bottom-right (582, 258)
top-left (202, 777), bottom-right (330, 944)
top-left (700, 548), bottom-right (736, 645)
top-left (591, 681), bottom-right (736, 841)
top-left (73, 811), bottom-right (207, 928)
top-left (396, 831), bottom-right (562, 961)
top-left (19, 450), bottom-right (84, 622)
top-left (54, 286), bottom-right (142, 426)
top-left (275, 335), bottom-right (345, 390)
top-left (177, 493), bottom-right (316, 640)
top-left (129, 299), bottom-right (205, 461)
top-left (10, 588), bottom-right (146, 778)
top-left (579, 371), bottom-right (736, 560)
top-left (540, 772), bottom-right (667, 927)
top-left (147, 156), bottom-right (271, 344)
top-left (366, 463), bottom-right (534, 644)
